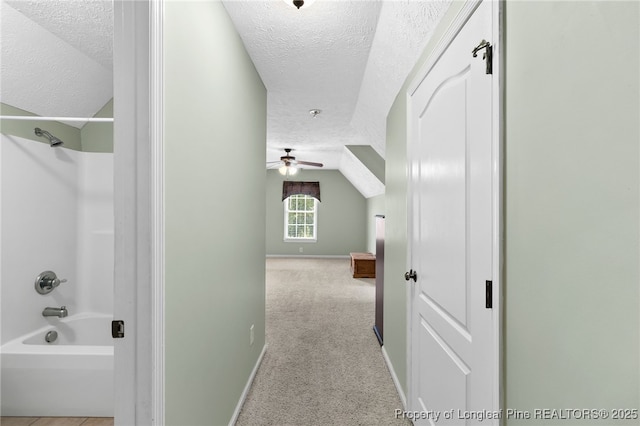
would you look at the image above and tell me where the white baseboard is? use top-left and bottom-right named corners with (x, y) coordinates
top-left (266, 254), bottom-right (350, 259)
top-left (382, 345), bottom-right (407, 409)
top-left (228, 344), bottom-right (267, 426)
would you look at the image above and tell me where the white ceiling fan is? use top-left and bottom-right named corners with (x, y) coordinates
top-left (267, 148), bottom-right (324, 176)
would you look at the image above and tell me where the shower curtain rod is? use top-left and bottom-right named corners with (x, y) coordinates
top-left (0, 115), bottom-right (114, 123)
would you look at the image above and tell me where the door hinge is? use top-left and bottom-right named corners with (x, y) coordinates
top-left (485, 280), bottom-right (493, 309)
top-left (112, 320), bottom-right (125, 338)
top-left (472, 39), bottom-right (493, 75)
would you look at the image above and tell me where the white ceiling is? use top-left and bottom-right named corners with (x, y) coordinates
top-left (0, 0), bottom-right (450, 197)
top-left (0, 1), bottom-right (113, 126)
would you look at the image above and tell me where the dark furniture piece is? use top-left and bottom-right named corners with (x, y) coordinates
top-left (373, 215), bottom-right (385, 345)
top-left (350, 252), bottom-right (376, 278)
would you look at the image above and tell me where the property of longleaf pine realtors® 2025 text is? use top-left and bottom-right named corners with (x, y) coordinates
top-left (395, 408), bottom-right (639, 422)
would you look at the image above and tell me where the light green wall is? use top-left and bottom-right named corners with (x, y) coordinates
top-left (366, 194), bottom-right (385, 254)
top-left (1, 101), bottom-right (113, 153)
top-left (164, 2), bottom-right (266, 425)
top-left (383, 1), bottom-right (464, 396)
top-left (347, 145), bottom-right (386, 184)
top-left (504, 1), bottom-right (639, 423)
top-left (266, 169), bottom-right (367, 256)
top-left (384, 94), bottom-right (409, 394)
top-left (80, 99), bottom-right (113, 152)
top-left (0, 103), bottom-right (82, 150)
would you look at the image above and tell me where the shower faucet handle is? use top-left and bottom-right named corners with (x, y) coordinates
top-left (35, 271), bottom-right (67, 295)
top-left (51, 277), bottom-right (67, 288)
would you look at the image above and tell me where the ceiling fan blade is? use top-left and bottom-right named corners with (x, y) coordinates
top-left (297, 160), bottom-right (323, 167)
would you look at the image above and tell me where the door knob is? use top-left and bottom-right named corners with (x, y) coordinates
top-left (404, 269), bottom-right (417, 282)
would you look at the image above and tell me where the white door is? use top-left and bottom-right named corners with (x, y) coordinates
top-left (407, 1), bottom-right (498, 424)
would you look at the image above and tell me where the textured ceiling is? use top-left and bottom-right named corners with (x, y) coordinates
top-left (0, 0), bottom-right (451, 197)
top-left (223, 0), bottom-right (382, 172)
top-left (5, 0), bottom-right (113, 69)
top-left (223, 0), bottom-right (450, 196)
top-left (0, 1), bottom-right (113, 127)
top-left (351, 0), bottom-right (450, 158)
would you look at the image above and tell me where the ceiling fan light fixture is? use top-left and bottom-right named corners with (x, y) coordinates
top-left (279, 165), bottom-right (298, 176)
top-left (283, 0), bottom-right (316, 9)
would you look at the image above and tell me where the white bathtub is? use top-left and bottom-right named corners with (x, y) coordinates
top-left (0, 313), bottom-right (114, 417)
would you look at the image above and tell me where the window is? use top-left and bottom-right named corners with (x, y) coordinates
top-left (284, 194), bottom-right (317, 241)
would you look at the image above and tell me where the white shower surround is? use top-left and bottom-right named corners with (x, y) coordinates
top-left (0, 134), bottom-right (114, 345)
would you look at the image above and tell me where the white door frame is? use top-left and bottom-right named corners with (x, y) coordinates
top-left (113, 0), bottom-right (164, 424)
top-left (405, 0), bottom-right (503, 417)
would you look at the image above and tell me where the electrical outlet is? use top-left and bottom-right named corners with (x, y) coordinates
top-left (299, 247), bottom-right (303, 253)
top-left (250, 324), bottom-right (254, 346)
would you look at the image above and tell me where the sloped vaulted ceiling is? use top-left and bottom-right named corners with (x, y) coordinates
top-left (223, 0), bottom-right (450, 197)
top-left (1, 0), bottom-right (451, 197)
top-left (0, 1), bottom-right (113, 126)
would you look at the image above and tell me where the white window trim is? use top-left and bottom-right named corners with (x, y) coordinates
top-left (283, 195), bottom-right (318, 242)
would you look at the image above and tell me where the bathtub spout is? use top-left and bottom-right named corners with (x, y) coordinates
top-left (42, 306), bottom-right (68, 318)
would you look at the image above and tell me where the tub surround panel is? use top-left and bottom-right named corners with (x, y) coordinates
top-left (1, 134), bottom-right (114, 345)
top-left (77, 231), bottom-right (113, 314)
top-left (77, 153), bottom-right (114, 315)
top-left (1, 134), bottom-right (79, 344)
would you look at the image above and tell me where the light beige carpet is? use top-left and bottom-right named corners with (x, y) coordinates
top-left (235, 258), bottom-right (410, 426)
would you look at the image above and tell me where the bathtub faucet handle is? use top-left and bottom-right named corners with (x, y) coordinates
top-left (35, 271), bottom-right (67, 295)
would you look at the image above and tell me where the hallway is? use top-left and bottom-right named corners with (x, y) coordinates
top-left (236, 258), bottom-right (408, 425)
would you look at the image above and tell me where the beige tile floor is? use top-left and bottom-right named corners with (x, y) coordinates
top-left (0, 418), bottom-right (113, 426)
